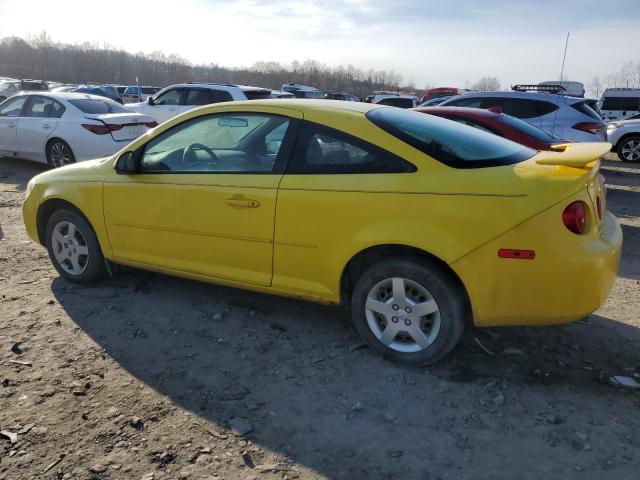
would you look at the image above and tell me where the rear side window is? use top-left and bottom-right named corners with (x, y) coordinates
top-left (377, 97), bottom-right (414, 109)
top-left (212, 90), bottom-right (233, 103)
top-left (288, 121), bottom-right (416, 174)
top-left (25, 96), bottom-right (65, 118)
top-left (570, 101), bottom-right (602, 121)
top-left (367, 107), bottom-right (535, 168)
top-left (185, 89), bottom-right (212, 106)
top-left (444, 97), bottom-right (485, 108)
top-left (69, 99), bottom-right (130, 114)
top-left (601, 96), bottom-right (640, 111)
top-left (482, 98), bottom-right (558, 119)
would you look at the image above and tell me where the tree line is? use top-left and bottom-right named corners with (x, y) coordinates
top-left (0, 33), bottom-right (408, 98)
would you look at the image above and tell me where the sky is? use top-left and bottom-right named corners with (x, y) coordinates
top-left (0, 0), bottom-right (639, 88)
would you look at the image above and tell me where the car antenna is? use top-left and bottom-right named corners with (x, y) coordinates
top-left (552, 32), bottom-right (570, 137)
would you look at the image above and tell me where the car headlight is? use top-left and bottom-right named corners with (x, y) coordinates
top-left (607, 123), bottom-right (621, 130)
top-left (24, 178), bottom-right (36, 198)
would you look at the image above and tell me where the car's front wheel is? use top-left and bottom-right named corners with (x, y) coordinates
top-left (45, 209), bottom-right (106, 283)
top-left (617, 135), bottom-right (640, 163)
top-left (351, 258), bottom-right (467, 366)
top-left (46, 139), bottom-right (76, 168)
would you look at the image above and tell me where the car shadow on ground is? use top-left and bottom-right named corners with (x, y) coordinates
top-left (50, 269), bottom-right (640, 479)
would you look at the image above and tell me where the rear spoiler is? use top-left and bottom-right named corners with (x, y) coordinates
top-left (535, 142), bottom-right (611, 168)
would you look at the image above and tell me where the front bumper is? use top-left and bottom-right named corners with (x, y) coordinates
top-left (451, 197), bottom-right (622, 327)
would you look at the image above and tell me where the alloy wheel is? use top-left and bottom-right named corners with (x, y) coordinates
top-left (621, 139), bottom-right (640, 162)
top-left (51, 221), bottom-right (89, 275)
top-left (50, 142), bottom-right (73, 167)
top-left (364, 277), bottom-right (441, 353)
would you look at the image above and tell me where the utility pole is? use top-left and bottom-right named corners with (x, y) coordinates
top-left (559, 33), bottom-right (570, 83)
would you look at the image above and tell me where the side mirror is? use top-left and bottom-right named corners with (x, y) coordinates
top-left (147, 96), bottom-right (155, 106)
top-left (115, 151), bottom-right (138, 174)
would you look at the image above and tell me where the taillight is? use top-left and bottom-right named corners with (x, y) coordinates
top-left (145, 121), bottom-right (158, 128)
top-left (572, 122), bottom-right (604, 135)
top-left (562, 201), bottom-right (588, 234)
top-left (81, 123), bottom-right (123, 135)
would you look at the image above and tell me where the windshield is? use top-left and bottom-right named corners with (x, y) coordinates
top-left (69, 99), bottom-right (131, 114)
top-left (498, 114), bottom-right (558, 143)
top-left (367, 107), bottom-right (536, 168)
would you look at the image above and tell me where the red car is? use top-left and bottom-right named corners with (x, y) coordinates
top-left (413, 106), bottom-right (566, 150)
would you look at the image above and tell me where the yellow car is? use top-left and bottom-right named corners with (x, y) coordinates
top-left (22, 100), bottom-right (622, 365)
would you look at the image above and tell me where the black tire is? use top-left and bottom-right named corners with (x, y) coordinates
top-left (616, 135), bottom-right (640, 163)
top-left (351, 257), bottom-right (467, 366)
top-left (46, 139), bottom-right (76, 168)
top-left (45, 208), bottom-right (106, 284)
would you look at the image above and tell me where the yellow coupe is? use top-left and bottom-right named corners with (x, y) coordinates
top-left (22, 100), bottom-right (622, 365)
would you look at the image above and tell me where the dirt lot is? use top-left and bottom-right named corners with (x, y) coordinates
top-left (1, 155), bottom-right (639, 480)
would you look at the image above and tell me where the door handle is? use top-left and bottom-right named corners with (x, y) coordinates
top-left (42, 124), bottom-right (51, 130)
top-left (226, 197), bottom-right (260, 208)
top-left (6, 122), bottom-right (15, 128)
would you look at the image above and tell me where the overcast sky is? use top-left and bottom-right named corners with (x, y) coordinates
top-left (1, 0), bottom-right (639, 88)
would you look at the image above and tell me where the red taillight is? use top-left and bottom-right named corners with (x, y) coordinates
top-left (145, 121), bottom-right (158, 128)
top-left (596, 196), bottom-right (602, 220)
top-left (572, 122), bottom-right (604, 135)
top-left (81, 123), bottom-right (123, 135)
top-left (498, 248), bottom-right (536, 260)
top-left (562, 201), bottom-right (588, 234)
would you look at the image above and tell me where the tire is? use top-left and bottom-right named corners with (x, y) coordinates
top-left (46, 139), bottom-right (76, 168)
top-left (616, 135), bottom-right (640, 163)
top-left (45, 209), bottom-right (106, 284)
top-left (351, 257), bottom-right (467, 366)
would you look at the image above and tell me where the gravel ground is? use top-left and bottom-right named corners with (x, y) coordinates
top-left (0, 154), bottom-right (639, 480)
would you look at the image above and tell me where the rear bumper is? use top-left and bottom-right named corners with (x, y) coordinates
top-left (451, 199), bottom-right (622, 327)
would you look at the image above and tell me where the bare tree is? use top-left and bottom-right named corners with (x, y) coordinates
top-left (471, 76), bottom-right (500, 91)
top-left (587, 76), bottom-right (604, 98)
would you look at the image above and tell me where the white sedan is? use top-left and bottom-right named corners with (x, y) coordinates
top-left (0, 92), bottom-right (157, 168)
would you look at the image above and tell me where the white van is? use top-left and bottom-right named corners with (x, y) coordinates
top-left (600, 88), bottom-right (640, 120)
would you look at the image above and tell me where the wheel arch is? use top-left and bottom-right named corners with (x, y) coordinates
top-left (36, 198), bottom-right (91, 247)
top-left (614, 132), bottom-right (640, 150)
top-left (339, 243), bottom-right (472, 325)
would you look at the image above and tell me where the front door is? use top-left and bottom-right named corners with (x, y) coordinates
top-left (148, 88), bottom-right (183, 123)
top-left (103, 110), bottom-right (299, 286)
top-left (0, 96), bottom-right (28, 155)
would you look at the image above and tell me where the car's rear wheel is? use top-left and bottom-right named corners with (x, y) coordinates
top-left (351, 258), bottom-right (466, 366)
top-left (45, 209), bottom-right (106, 283)
top-left (46, 139), bottom-right (76, 168)
top-left (617, 135), bottom-right (640, 163)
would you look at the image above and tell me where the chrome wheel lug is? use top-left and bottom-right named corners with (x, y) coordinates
top-left (405, 307), bottom-right (412, 313)
top-left (392, 304), bottom-right (399, 311)
top-left (404, 319), bottom-right (411, 326)
top-left (391, 316), bottom-right (399, 323)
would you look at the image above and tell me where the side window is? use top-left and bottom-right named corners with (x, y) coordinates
top-left (139, 113), bottom-right (292, 173)
top-left (0, 96), bottom-right (28, 117)
top-left (446, 97), bottom-right (485, 108)
top-left (534, 100), bottom-right (559, 116)
top-left (154, 89), bottom-right (182, 105)
top-left (212, 90), bottom-right (233, 103)
top-left (288, 122), bottom-right (416, 174)
top-left (25, 97), bottom-right (66, 118)
top-left (491, 99), bottom-right (539, 119)
top-left (185, 89), bottom-right (212, 106)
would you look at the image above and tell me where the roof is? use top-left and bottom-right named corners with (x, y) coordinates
top-left (204, 98), bottom-right (384, 114)
top-left (11, 91), bottom-right (114, 101)
top-left (415, 106), bottom-right (501, 118)
top-left (173, 83), bottom-right (270, 92)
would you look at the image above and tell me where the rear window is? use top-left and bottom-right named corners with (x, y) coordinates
top-left (497, 114), bottom-right (558, 143)
top-left (69, 99), bottom-right (130, 114)
top-left (601, 96), bottom-right (640, 111)
top-left (124, 87), bottom-right (140, 94)
top-left (367, 107), bottom-right (536, 168)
